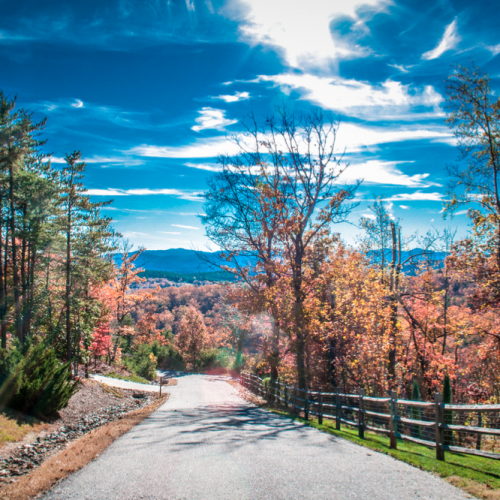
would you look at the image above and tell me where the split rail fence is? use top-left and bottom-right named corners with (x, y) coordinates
top-left (241, 373), bottom-right (500, 462)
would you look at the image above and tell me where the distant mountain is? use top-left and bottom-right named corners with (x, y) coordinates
top-left (115, 247), bottom-right (447, 278)
top-left (114, 249), bottom-right (220, 274)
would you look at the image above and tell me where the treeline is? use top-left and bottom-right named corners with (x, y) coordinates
top-left (200, 64), bottom-right (500, 404)
top-left (0, 92), bottom-right (116, 374)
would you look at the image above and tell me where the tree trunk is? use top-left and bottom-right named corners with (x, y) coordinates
top-left (0, 205), bottom-right (5, 350)
top-left (9, 164), bottom-right (22, 344)
top-left (66, 206), bottom-right (72, 364)
top-left (388, 222), bottom-right (398, 388)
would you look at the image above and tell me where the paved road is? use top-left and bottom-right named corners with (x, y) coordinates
top-left (44, 375), bottom-right (469, 500)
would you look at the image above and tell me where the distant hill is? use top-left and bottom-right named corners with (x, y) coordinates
top-left (115, 247), bottom-right (446, 282)
top-left (114, 249), bottom-right (221, 274)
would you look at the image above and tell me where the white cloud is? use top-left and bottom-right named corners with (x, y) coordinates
top-left (258, 74), bottom-right (443, 119)
top-left (87, 188), bottom-right (204, 201)
top-left (422, 19), bottom-right (460, 60)
top-left (388, 64), bottom-right (412, 73)
top-left (172, 224), bottom-right (200, 230)
top-left (192, 107), bottom-right (237, 132)
top-left (336, 123), bottom-right (451, 151)
top-left (399, 205), bottom-right (410, 209)
top-left (213, 91), bottom-right (250, 103)
top-left (340, 160), bottom-right (439, 188)
top-left (488, 44), bottom-right (500, 55)
top-left (128, 122), bottom-right (451, 161)
top-left (159, 231), bottom-right (182, 234)
top-left (383, 192), bottom-right (444, 202)
top-left (361, 213), bottom-right (377, 220)
top-left (128, 137), bottom-right (240, 159)
top-left (48, 155), bottom-right (143, 167)
top-left (184, 162), bottom-right (222, 172)
top-left (236, 0), bottom-right (386, 69)
top-left (71, 99), bottom-right (84, 108)
top-left (122, 231), bottom-right (150, 237)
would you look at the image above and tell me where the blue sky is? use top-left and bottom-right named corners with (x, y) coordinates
top-left (2, 0), bottom-right (499, 250)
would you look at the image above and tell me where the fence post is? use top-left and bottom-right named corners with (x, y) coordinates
top-left (358, 389), bottom-right (365, 439)
top-left (435, 392), bottom-right (444, 461)
top-left (277, 379), bottom-right (281, 407)
top-left (304, 387), bottom-right (309, 421)
top-left (477, 411), bottom-right (482, 451)
top-left (318, 387), bottom-right (323, 425)
top-left (159, 377), bottom-right (163, 397)
top-left (389, 390), bottom-right (398, 449)
top-left (335, 387), bottom-right (341, 430)
top-left (284, 385), bottom-right (288, 410)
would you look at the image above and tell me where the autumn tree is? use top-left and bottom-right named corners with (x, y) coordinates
top-left (202, 108), bottom-right (358, 388)
top-left (174, 306), bottom-right (208, 369)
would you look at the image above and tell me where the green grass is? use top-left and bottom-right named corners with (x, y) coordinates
top-left (270, 408), bottom-right (500, 497)
top-left (106, 372), bottom-right (151, 385)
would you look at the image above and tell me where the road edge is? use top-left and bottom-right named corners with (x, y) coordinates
top-left (0, 395), bottom-right (169, 500)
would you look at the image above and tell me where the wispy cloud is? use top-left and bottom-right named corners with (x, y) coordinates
top-left (49, 155), bottom-right (143, 167)
top-left (192, 107), bottom-right (237, 132)
top-left (339, 160), bottom-right (440, 188)
top-left (71, 99), bottom-right (84, 108)
top-left (399, 205), bottom-right (410, 209)
top-left (87, 188), bottom-right (204, 201)
top-left (257, 74), bottom-right (443, 120)
top-left (212, 91), bottom-right (250, 103)
top-left (184, 162), bottom-right (221, 172)
top-left (128, 137), bottom-right (240, 159)
top-left (159, 231), bottom-right (182, 234)
top-left (422, 19), bottom-right (460, 60)
top-left (172, 224), bottom-right (199, 230)
top-left (384, 192), bottom-right (444, 202)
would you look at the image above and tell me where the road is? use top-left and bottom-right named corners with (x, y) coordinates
top-left (43, 374), bottom-right (469, 500)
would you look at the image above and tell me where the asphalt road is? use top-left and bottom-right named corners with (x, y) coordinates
top-left (43, 374), bottom-right (470, 500)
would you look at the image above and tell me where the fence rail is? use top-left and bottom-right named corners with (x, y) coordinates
top-left (240, 373), bottom-right (500, 462)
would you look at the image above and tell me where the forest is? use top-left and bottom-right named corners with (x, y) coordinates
top-left (1, 63), bottom-right (499, 417)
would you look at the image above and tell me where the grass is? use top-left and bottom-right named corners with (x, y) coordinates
top-left (105, 372), bottom-right (151, 385)
top-left (271, 408), bottom-right (500, 499)
top-left (0, 409), bottom-right (49, 448)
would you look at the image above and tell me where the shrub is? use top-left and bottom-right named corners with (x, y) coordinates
top-left (151, 341), bottom-right (185, 371)
top-left (197, 348), bottom-right (231, 371)
top-left (0, 344), bottom-right (78, 417)
top-left (122, 344), bottom-right (158, 381)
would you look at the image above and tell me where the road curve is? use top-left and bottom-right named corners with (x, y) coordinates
top-left (43, 374), bottom-right (470, 500)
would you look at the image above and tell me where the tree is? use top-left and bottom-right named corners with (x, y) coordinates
top-left (59, 151), bottom-right (117, 370)
top-left (202, 108), bottom-right (358, 388)
top-left (445, 64), bottom-right (500, 264)
top-left (174, 306), bottom-right (208, 369)
top-left (91, 322), bottom-right (112, 366)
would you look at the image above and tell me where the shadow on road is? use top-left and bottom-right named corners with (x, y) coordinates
top-left (128, 402), bottom-right (339, 453)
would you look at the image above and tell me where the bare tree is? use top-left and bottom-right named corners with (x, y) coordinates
top-left (201, 107), bottom-right (358, 388)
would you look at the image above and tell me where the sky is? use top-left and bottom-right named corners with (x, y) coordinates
top-left (1, 0), bottom-right (499, 250)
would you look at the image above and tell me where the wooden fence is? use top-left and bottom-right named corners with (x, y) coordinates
top-left (240, 373), bottom-right (500, 462)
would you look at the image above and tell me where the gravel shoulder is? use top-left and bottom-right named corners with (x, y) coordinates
top-left (42, 374), bottom-right (470, 500)
top-left (0, 379), bottom-right (156, 486)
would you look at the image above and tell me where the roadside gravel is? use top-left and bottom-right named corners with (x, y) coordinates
top-left (43, 374), bottom-right (471, 500)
